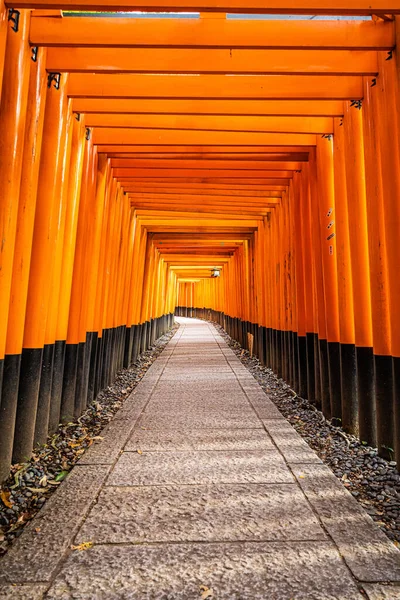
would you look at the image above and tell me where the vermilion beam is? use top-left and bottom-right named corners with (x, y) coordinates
top-left (85, 114), bottom-right (333, 134)
top-left (122, 178), bottom-right (290, 185)
top-left (30, 16), bottom-right (394, 50)
top-left (111, 159), bottom-right (302, 169)
top-left (12, 1), bottom-right (400, 14)
top-left (92, 129), bottom-right (317, 145)
top-left (72, 99), bottom-right (345, 117)
top-left (47, 48), bottom-right (378, 76)
top-left (95, 145), bottom-right (314, 153)
top-left (68, 73), bottom-right (364, 100)
top-left (114, 168), bottom-right (294, 178)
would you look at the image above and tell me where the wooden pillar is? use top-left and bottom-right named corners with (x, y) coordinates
top-left (343, 101), bottom-right (375, 447)
top-left (13, 72), bottom-right (69, 463)
top-left (0, 38), bottom-right (45, 481)
top-left (362, 76), bottom-right (393, 458)
top-left (376, 48), bottom-right (400, 462)
top-left (333, 116), bottom-right (357, 433)
top-left (316, 136), bottom-right (341, 421)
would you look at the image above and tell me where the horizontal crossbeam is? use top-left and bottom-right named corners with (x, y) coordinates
top-left (30, 16), bottom-right (394, 50)
top-left (47, 48), bottom-right (379, 75)
top-left (68, 73), bottom-right (364, 100)
top-left (11, 1), bottom-right (400, 13)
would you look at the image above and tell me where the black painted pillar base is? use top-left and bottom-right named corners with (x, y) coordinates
top-left (60, 343), bottom-right (78, 424)
top-left (34, 343), bottom-right (55, 446)
top-left (393, 356), bottom-right (400, 467)
top-left (328, 341), bottom-right (342, 424)
top-left (375, 354), bottom-right (394, 460)
top-left (0, 354), bottom-right (20, 481)
top-left (140, 321), bottom-right (148, 354)
top-left (319, 339), bottom-right (331, 419)
top-left (48, 340), bottom-right (66, 435)
top-left (306, 332), bottom-right (316, 403)
top-left (340, 343), bottom-right (357, 434)
top-left (357, 346), bottom-right (376, 448)
top-left (123, 326), bottom-right (133, 368)
top-left (13, 347), bottom-right (43, 463)
top-left (87, 332), bottom-right (98, 406)
top-left (297, 335), bottom-right (308, 399)
top-left (314, 335), bottom-right (321, 409)
top-left (132, 324), bottom-right (141, 363)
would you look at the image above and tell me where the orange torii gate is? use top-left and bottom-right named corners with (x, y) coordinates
top-left (0, 5), bottom-right (399, 485)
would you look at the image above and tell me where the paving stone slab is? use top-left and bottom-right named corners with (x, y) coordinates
top-left (145, 399), bottom-right (253, 413)
top-left (363, 584), bottom-right (400, 599)
top-left (0, 585), bottom-right (47, 599)
top-left (78, 418), bottom-right (137, 465)
top-left (246, 398), bottom-right (285, 419)
top-left (108, 450), bottom-right (294, 485)
top-left (292, 464), bottom-right (400, 582)
top-left (263, 419), bottom-right (322, 464)
top-left (45, 541), bottom-right (363, 599)
top-left (135, 412), bottom-right (263, 430)
top-left (126, 428), bottom-right (273, 451)
top-left (77, 483), bottom-right (326, 544)
top-left (0, 465), bottom-right (110, 583)
top-left (112, 393), bottom-right (151, 422)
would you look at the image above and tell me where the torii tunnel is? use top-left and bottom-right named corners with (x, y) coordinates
top-left (0, 3), bottom-right (400, 482)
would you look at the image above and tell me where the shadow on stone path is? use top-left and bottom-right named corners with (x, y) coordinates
top-left (1, 318), bottom-right (400, 599)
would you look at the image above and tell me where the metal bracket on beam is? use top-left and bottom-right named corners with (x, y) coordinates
top-left (47, 72), bottom-right (61, 90)
top-left (321, 134), bottom-right (332, 140)
top-left (85, 127), bottom-right (91, 141)
top-left (31, 47), bottom-right (38, 62)
top-left (8, 9), bottom-right (20, 33)
top-left (386, 50), bottom-right (393, 61)
top-left (350, 100), bottom-right (362, 110)
top-left (75, 113), bottom-right (81, 121)
top-left (371, 78), bottom-right (377, 87)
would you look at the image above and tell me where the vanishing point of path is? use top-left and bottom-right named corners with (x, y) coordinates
top-left (1, 318), bottom-right (400, 599)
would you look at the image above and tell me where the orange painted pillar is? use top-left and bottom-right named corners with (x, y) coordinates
top-left (292, 173), bottom-right (308, 398)
top-left (0, 42), bottom-right (46, 480)
top-left (13, 72), bottom-right (70, 463)
top-left (343, 101), bottom-right (375, 446)
top-left (34, 102), bottom-right (74, 445)
top-left (0, 11), bottom-right (32, 473)
top-left (47, 115), bottom-right (87, 432)
top-left (333, 116), bottom-right (357, 433)
top-left (299, 165), bottom-right (316, 402)
top-left (376, 49), bottom-right (400, 461)
top-left (309, 149), bottom-right (329, 413)
top-left (316, 136), bottom-right (341, 421)
top-left (363, 75), bottom-right (393, 457)
top-left (0, 0), bottom-right (7, 98)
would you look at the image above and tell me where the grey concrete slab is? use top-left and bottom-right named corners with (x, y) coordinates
top-left (77, 483), bottom-right (326, 544)
top-left (126, 428), bottom-right (273, 451)
top-left (45, 541), bottom-right (363, 599)
top-left (125, 429), bottom-right (274, 452)
top-left (246, 397), bottom-right (285, 419)
top-left (78, 418), bottom-right (137, 465)
top-left (292, 464), bottom-right (400, 582)
top-left (363, 584), bottom-right (400, 599)
top-left (145, 399), bottom-right (252, 412)
top-left (135, 412), bottom-right (263, 429)
top-left (0, 465), bottom-right (110, 584)
top-left (263, 419), bottom-right (323, 464)
top-left (108, 450), bottom-right (294, 485)
top-left (0, 585), bottom-right (47, 599)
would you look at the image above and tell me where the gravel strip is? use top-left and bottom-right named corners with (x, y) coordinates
top-left (215, 324), bottom-right (400, 548)
top-left (0, 324), bottom-right (179, 557)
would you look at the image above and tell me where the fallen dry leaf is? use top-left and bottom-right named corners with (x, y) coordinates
top-left (137, 449), bottom-right (143, 455)
top-left (71, 541), bottom-right (93, 551)
top-left (0, 490), bottom-right (12, 509)
top-left (200, 585), bottom-right (214, 599)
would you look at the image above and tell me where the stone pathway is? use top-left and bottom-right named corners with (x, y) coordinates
top-left (1, 318), bottom-right (400, 599)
